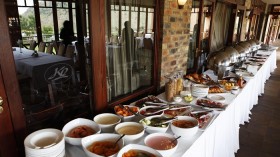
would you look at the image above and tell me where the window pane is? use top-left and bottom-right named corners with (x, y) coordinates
top-left (46, 1), bottom-right (52, 7)
top-left (40, 8), bottom-right (54, 42)
top-left (39, 0), bottom-right (45, 7)
top-left (63, 2), bottom-right (68, 8)
top-left (26, 0), bottom-right (34, 6)
top-left (56, 2), bottom-right (62, 8)
top-left (17, 0), bottom-right (25, 6)
top-left (57, 8), bottom-right (69, 37)
top-left (188, 0), bottom-right (200, 69)
top-left (105, 0), bottom-right (156, 102)
top-left (18, 7), bottom-right (37, 44)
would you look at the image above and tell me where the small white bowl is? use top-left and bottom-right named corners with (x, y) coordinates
top-left (93, 113), bottom-right (121, 133)
top-left (231, 88), bottom-right (239, 95)
top-left (170, 116), bottom-right (199, 139)
top-left (62, 118), bottom-right (101, 145)
top-left (139, 115), bottom-right (169, 134)
top-left (173, 96), bottom-right (182, 103)
top-left (144, 133), bottom-right (178, 157)
top-left (115, 122), bottom-right (145, 145)
top-left (81, 133), bottom-right (124, 157)
top-left (117, 144), bottom-right (163, 157)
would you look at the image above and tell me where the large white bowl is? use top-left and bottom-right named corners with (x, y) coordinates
top-left (117, 144), bottom-right (163, 157)
top-left (139, 115), bottom-right (169, 134)
top-left (93, 113), bottom-right (121, 133)
top-left (81, 133), bottom-right (124, 157)
top-left (62, 118), bottom-right (101, 145)
top-left (170, 116), bottom-right (199, 139)
top-left (115, 122), bottom-right (145, 145)
top-left (24, 128), bottom-right (65, 156)
top-left (144, 133), bottom-right (178, 157)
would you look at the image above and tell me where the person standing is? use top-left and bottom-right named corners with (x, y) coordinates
top-left (60, 20), bottom-right (76, 54)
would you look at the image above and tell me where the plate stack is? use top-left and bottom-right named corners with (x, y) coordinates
top-left (24, 128), bottom-right (65, 157)
top-left (191, 84), bottom-right (209, 98)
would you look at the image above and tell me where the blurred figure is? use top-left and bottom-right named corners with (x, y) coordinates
top-left (60, 20), bottom-right (76, 50)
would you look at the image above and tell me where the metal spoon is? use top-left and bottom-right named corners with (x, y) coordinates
top-left (171, 136), bottom-right (181, 144)
top-left (114, 134), bottom-right (125, 147)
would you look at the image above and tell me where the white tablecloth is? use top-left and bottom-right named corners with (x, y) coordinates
top-left (65, 49), bottom-right (277, 157)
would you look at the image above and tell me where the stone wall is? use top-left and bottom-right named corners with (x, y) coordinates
top-left (159, 0), bottom-right (192, 88)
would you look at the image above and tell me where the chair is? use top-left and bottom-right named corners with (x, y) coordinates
top-left (38, 42), bottom-right (46, 52)
top-left (45, 43), bottom-right (54, 54)
top-left (52, 40), bottom-right (59, 54)
top-left (65, 45), bottom-right (75, 58)
top-left (57, 43), bottom-right (65, 56)
top-left (29, 40), bottom-right (37, 50)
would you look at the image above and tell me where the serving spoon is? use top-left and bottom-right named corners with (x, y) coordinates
top-left (114, 134), bottom-right (125, 147)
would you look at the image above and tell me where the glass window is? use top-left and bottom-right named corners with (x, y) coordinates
top-left (46, 1), bottom-right (52, 7)
top-left (18, 7), bottom-right (37, 44)
top-left (39, 8), bottom-right (54, 42)
top-left (187, 0), bottom-right (200, 70)
top-left (26, 0), bottom-right (34, 6)
top-left (17, 0), bottom-right (25, 6)
top-left (105, 0), bottom-right (156, 102)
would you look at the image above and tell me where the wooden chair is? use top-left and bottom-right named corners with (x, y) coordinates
top-left (46, 43), bottom-right (54, 54)
top-left (29, 40), bottom-right (37, 50)
top-left (57, 43), bottom-right (65, 56)
top-left (65, 45), bottom-right (75, 58)
top-left (38, 42), bottom-right (46, 52)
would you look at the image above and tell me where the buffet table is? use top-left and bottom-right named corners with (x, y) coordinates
top-left (65, 48), bottom-right (277, 157)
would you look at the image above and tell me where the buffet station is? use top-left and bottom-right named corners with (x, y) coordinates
top-left (23, 39), bottom-right (277, 157)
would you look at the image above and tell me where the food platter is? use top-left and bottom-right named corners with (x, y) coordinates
top-left (192, 98), bottom-right (227, 110)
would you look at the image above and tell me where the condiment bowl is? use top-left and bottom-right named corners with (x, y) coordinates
top-left (139, 115), bottom-right (170, 134)
top-left (114, 105), bottom-right (139, 122)
top-left (144, 133), bottom-right (178, 157)
top-left (170, 116), bottom-right (199, 139)
top-left (115, 122), bottom-right (145, 145)
top-left (117, 144), bottom-right (163, 157)
top-left (62, 118), bottom-right (101, 145)
top-left (93, 113), bottom-right (121, 133)
top-left (81, 133), bottom-right (124, 157)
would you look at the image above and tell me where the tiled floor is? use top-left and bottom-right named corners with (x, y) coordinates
top-left (235, 40), bottom-right (280, 157)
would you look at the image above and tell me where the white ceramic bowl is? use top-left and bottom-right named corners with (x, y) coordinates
top-left (62, 118), bottom-right (101, 145)
top-left (114, 105), bottom-right (139, 122)
top-left (191, 84), bottom-right (209, 98)
top-left (144, 133), bottom-right (178, 157)
top-left (81, 133), bottom-right (124, 157)
top-left (170, 116), bottom-right (199, 139)
top-left (139, 115), bottom-right (169, 134)
top-left (24, 128), bottom-right (65, 156)
top-left (117, 144), bottom-right (163, 157)
top-left (93, 113), bottom-right (121, 133)
top-left (115, 122), bottom-right (145, 145)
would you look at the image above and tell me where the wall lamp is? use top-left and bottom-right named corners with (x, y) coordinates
top-left (178, 0), bottom-right (188, 9)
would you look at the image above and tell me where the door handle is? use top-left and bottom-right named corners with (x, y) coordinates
top-left (0, 97), bottom-right (3, 114)
top-left (0, 97), bottom-right (3, 106)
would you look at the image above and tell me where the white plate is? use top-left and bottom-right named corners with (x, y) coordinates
top-left (207, 95), bottom-right (225, 103)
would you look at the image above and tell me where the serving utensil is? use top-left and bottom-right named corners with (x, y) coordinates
top-left (114, 134), bottom-right (125, 147)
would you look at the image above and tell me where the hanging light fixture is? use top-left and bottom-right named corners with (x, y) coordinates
top-left (178, 0), bottom-right (188, 9)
